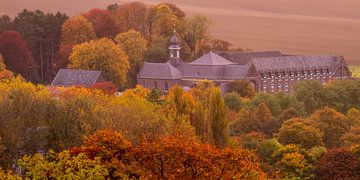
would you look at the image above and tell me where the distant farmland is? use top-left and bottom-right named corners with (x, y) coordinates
top-left (1, 0), bottom-right (360, 65)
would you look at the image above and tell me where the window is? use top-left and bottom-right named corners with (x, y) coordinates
top-left (278, 82), bottom-right (282, 91)
top-left (271, 84), bottom-right (274, 92)
top-left (285, 83), bottom-right (289, 92)
top-left (263, 85), bottom-right (267, 92)
top-left (143, 80), bottom-right (146, 86)
top-left (154, 81), bottom-right (158, 89)
top-left (164, 82), bottom-right (169, 91)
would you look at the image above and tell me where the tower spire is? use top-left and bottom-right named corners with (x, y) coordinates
top-left (169, 29), bottom-right (181, 65)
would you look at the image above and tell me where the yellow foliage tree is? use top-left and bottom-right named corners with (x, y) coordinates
top-left (68, 38), bottom-right (130, 88)
top-left (60, 15), bottom-right (96, 45)
top-left (115, 30), bottom-right (147, 87)
top-left (0, 54), bottom-right (5, 71)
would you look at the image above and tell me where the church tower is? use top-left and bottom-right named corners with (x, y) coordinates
top-left (169, 30), bottom-right (181, 65)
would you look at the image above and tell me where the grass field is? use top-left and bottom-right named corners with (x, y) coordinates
top-left (349, 66), bottom-right (360, 78)
top-left (0, 0), bottom-right (359, 65)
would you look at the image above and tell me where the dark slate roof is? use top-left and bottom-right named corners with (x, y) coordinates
top-left (216, 51), bottom-right (283, 65)
top-left (190, 51), bottom-right (234, 65)
top-left (51, 69), bottom-right (101, 87)
top-left (222, 65), bottom-right (249, 80)
top-left (138, 62), bottom-right (182, 79)
top-left (252, 55), bottom-right (337, 71)
top-left (176, 63), bottom-right (223, 79)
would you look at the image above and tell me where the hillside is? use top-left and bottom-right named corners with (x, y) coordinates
top-left (1, 0), bottom-right (359, 64)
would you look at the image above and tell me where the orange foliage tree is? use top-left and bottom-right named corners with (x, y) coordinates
top-left (20, 129), bottom-right (266, 179)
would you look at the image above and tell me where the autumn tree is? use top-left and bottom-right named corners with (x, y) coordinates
top-left (211, 39), bottom-right (232, 51)
top-left (132, 133), bottom-right (265, 179)
top-left (275, 152), bottom-right (314, 179)
top-left (347, 108), bottom-right (360, 127)
top-left (183, 15), bottom-right (211, 57)
top-left (271, 144), bottom-right (315, 179)
top-left (228, 80), bottom-right (255, 98)
top-left (253, 103), bottom-right (278, 135)
top-left (53, 44), bottom-right (73, 73)
top-left (90, 81), bottom-right (117, 95)
top-left (144, 36), bottom-right (169, 62)
top-left (0, 54), bottom-right (5, 71)
top-left (310, 108), bottom-right (350, 148)
top-left (115, 30), bottom-right (147, 87)
top-left (12, 10), bottom-right (68, 81)
top-left (341, 126), bottom-right (360, 147)
top-left (250, 93), bottom-right (282, 117)
top-left (0, 77), bottom-right (52, 168)
top-left (113, 2), bottom-right (147, 34)
top-left (68, 38), bottom-right (129, 88)
top-left (0, 31), bottom-right (37, 79)
top-left (60, 15), bottom-right (96, 46)
top-left (209, 87), bottom-right (228, 148)
top-left (83, 8), bottom-right (119, 38)
top-left (315, 148), bottom-right (360, 179)
top-left (278, 118), bottom-right (324, 149)
top-left (153, 4), bottom-right (183, 37)
top-left (18, 150), bottom-right (109, 179)
top-left (166, 85), bottom-right (196, 122)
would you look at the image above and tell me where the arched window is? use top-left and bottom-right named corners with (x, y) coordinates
top-left (164, 82), bottom-right (169, 91)
top-left (154, 81), bottom-right (158, 89)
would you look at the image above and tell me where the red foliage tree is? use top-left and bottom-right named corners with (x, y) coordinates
top-left (315, 148), bottom-right (360, 179)
top-left (0, 31), bottom-right (37, 78)
top-left (90, 81), bottom-right (117, 95)
top-left (53, 44), bottom-right (73, 75)
top-left (83, 8), bottom-right (119, 38)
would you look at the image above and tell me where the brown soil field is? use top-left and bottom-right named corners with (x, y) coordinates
top-left (1, 0), bottom-right (359, 64)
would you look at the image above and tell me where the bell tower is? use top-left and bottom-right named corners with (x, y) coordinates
top-left (169, 29), bottom-right (181, 65)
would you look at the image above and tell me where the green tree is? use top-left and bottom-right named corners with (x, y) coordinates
top-left (228, 80), bottom-right (255, 98)
top-left (321, 80), bottom-right (360, 113)
top-left (310, 108), bottom-right (350, 148)
top-left (146, 89), bottom-right (163, 104)
top-left (277, 107), bottom-right (301, 126)
top-left (209, 87), bottom-right (228, 148)
top-left (278, 118), bottom-right (324, 149)
top-left (293, 80), bottom-right (323, 115)
top-left (228, 109), bottom-right (258, 136)
top-left (183, 15), bottom-right (211, 58)
top-left (224, 92), bottom-right (245, 112)
top-left (115, 30), bottom-right (147, 87)
top-left (60, 15), bottom-right (96, 46)
top-left (68, 38), bottom-right (130, 88)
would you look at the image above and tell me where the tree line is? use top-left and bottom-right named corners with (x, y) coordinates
top-left (0, 68), bottom-right (358, 178)
top-left (0, 2), bottom-right (242, 89)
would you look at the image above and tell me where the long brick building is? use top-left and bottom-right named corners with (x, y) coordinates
top-left (137, 32), bottom-right (352, 93)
